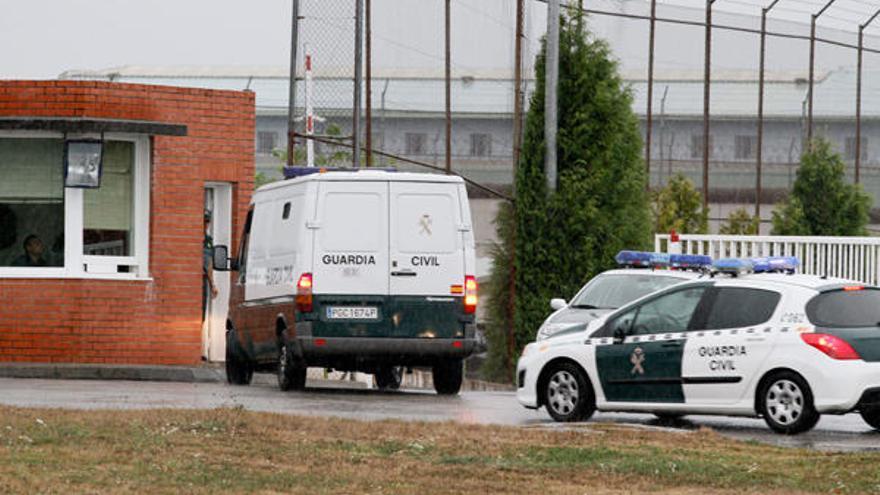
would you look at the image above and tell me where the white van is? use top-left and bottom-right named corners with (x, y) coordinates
top-left (214, 170), bottom-right (479, 394)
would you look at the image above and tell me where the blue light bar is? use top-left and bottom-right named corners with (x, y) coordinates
top-left (713, 256), bottom-right (800, 276)
top-left (615, 250), bottom-right (675, 269)
top-left (750, 256), bottom-right (799, 274)
top-left (669, 254), bottom-right (713, 270)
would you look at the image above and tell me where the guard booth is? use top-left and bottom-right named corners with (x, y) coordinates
top-left (0, 81), bottom-right (254, 365)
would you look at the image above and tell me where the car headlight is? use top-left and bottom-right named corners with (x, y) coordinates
top-left (536, 323), bottom-right (577, 341)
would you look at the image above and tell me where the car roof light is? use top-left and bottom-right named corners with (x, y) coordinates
top-left (669, 254), bottom-right (713, 270)
top-left (750, 256), bottom-right (799, 274)
top-left (712, 258), bottom-right (754, 276)
top-left (615, 250), bottom-right (670, 268)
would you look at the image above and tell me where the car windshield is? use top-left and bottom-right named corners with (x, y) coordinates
top-left (806, 288), bottom-right (880, 328)
top-left (569, 273), bottom-right (686, 310)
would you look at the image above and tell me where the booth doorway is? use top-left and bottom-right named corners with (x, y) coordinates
top-left (203, 183), bottom-right (233, 362)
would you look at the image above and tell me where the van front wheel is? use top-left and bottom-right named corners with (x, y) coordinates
top-left (375, 366), bottom-right (404, 390)
top-left (432, 360), bottom-right (463, 395)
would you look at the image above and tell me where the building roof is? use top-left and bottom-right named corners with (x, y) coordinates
top-left (59, 65), bottom-right (880, 119)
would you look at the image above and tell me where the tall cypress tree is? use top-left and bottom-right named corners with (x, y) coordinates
top-left (484, 13), bottom-right (651, 379)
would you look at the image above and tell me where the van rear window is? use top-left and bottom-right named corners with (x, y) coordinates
top-left (806, 288), bottom-right (880, 328)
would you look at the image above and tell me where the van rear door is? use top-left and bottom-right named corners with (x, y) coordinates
top-left (312, 181), bottom-right (389, 296)
top-left (389, 181), bottom-right (465, 297)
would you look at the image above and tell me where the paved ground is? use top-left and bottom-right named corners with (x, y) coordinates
top-left (1, 375), bottom-right (878, 452)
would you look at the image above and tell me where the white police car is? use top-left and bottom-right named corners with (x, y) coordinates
top-left (517, 256), bottom-right (880, 434)
top-left (537, 251), bottom-right (711, 341)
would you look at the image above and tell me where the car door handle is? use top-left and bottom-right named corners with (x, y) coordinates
top-left (661, 341), bottom-right (683, 348)
top-left (391, 271), bottom-right (417, 277)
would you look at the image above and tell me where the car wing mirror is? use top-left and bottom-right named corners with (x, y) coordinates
top-left (213, 245), bottom-right (231, 271)
top-left (612, 325), bottom-right (628, 344)
top-left (550, 298), bottom-right (567, 311)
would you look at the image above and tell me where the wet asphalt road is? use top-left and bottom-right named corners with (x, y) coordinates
top-left (0, 376), bottom-right (878, 452)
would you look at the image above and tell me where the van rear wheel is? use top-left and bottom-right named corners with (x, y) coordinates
top-left (277, 339), bottom-right (307, 391)
top-left (432, 360), bottom-right (463, 395)
top-left (375, 366), bottom-right (404, 390)
top-left (860, 407), bottom-right (880, 430)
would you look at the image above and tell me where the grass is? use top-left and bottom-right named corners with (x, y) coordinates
top-left (0, 406), bottom-right (878, 494)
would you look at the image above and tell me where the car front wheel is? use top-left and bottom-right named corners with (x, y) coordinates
top-left (758, 371), bottom-right (819, 435)
top-left (542, 362), bottom-right (595, 423)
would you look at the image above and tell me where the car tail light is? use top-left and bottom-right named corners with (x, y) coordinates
top-left (296, 273), bottom-right (313, 313)
top-left (464, 275), bottom-right (478, 315)
top-left (801, 333), bottom-right (861, 360)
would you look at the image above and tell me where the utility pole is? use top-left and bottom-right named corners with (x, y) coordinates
top-left (445, 0), bottom-right (452, 174)
top-left (701, 0), bottom-right (715, 211)
top-left (645, 0), bottom-right (657, 188)
top-left (353, 0), bottom-right (363, 168)
top-left (545, 0), bottom-right (559, 192)
top-left (365, 0), bottom-right (373, 167)
top-left (508, 0), bottom-right (525, 382)
top-left (756, 0), bottom-right (781, 220)
top-left (808, 0), bottom-right (837, 146)
top-left (286, 0), bottom-right (300, 167)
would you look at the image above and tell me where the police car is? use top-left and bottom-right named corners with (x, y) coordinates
top-left (517, 255), bottom-right (880, 434)
top-left (537, 251), bottom-right (712, 340)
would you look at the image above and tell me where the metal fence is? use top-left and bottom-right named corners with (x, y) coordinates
top-left (655, 233), bottom-right (880, 285)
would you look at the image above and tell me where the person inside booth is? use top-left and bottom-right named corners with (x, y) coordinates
top-left (11, 235), bottom-right (48, 267)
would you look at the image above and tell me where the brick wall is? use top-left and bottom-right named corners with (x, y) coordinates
top-left (0, 81), bottom-right (255, 365)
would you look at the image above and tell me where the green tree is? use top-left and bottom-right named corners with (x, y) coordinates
top-left (771, 138), bottom-right (871, 236)
top-left (483, 13), bottom-right (651, 381)
top-left (719, 207), bottom-right (759, 235)
top-left (652, 173), bottom-right (708, 234)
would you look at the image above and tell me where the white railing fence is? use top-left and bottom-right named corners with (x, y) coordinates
top-left (654, 234), bottom-right (880, 286)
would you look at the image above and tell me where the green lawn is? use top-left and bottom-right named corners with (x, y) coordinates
top-left (0, 406), bottom-right (877, 494)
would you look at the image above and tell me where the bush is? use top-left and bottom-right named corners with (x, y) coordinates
top-left (771, 138), bottom-right (871, 236)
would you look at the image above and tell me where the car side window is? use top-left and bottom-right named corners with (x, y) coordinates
top-left (702, 287), bottom-right (781, 330)
top-left (630, 287), bottom-right (708, 336)
top-left (237, 208), bottom-right (253, 285)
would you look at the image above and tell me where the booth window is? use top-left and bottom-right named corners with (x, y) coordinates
top-left (84, 141), bottom-right (134, 257)
top-left (0, 133), bottom-right (149, 279)
top-left (0, 138), bottom-right (65, 268)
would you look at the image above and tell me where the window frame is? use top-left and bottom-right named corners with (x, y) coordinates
top-left (0, 131), bottom-right (151, 280)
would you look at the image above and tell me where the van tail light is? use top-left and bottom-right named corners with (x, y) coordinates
top-left (801, 333), bottom-right (861, 360)
top-left (464, 275), bottom-right (478, 315)
top-left (296, 273), bottom-right (314, 313)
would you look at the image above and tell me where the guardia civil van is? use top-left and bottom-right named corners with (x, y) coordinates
top-left (517, 255), bottom-right (880, 434)
top-left (213, 169), bottom-right (478, 395)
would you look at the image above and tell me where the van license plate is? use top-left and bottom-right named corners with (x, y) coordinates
top-left (326, 306), bottom-right (378, 320)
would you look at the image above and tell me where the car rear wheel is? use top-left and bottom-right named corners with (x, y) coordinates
top-left (225, 331), bottom-right (252, 386)
top-left (859, 406), bottom-right (880, 430)
top-left (375, 366), bottom-right (404, 390)
top-left (277, 339), bottom-right (307, 391)
top-left (542, 362), bottom-right (595, 423)
top-left (758, 371), bottom-right (820, 435)
top-left (432, 360), bottom-right (464, 395)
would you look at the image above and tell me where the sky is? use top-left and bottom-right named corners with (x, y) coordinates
top-left (1, 0), bottom-right (876, 80)
top-left (0, 0), bottom-right (294, 78)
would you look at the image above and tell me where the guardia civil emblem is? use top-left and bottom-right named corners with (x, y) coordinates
top-left (419, 214), bottom-right (433, 236)
top-left (630, 347), bottom-right (645, 375)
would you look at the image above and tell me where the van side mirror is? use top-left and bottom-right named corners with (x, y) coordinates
top-left (213, 245), bottom-right (231, 271)
top-left (549, 298), bottom-right (567, 311)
